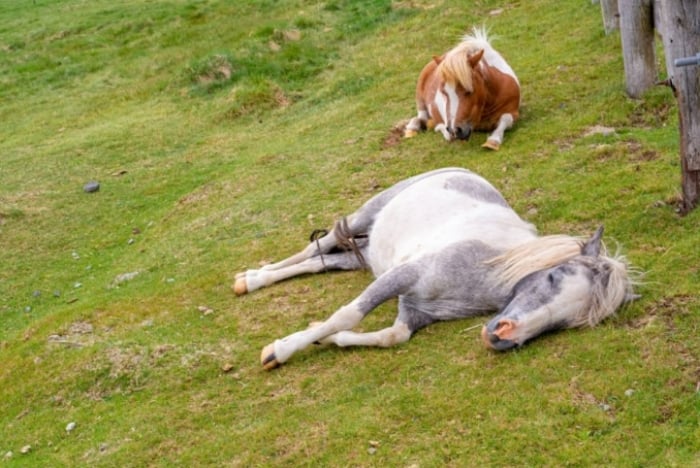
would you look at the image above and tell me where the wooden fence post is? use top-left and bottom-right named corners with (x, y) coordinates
top-left (618, 0), bottom-right (656, 98)
top-left (658, 2), bottom-right (700, 213)
top-left (600, 0), bottom-right (620, 34)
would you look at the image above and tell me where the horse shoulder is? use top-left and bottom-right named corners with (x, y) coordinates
top-left (401, 240), bottom-right (508, 319)
top-left (476, 65), bottom-right (521, 129)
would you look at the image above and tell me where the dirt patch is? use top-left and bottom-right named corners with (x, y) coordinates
top-left (47, 321), bottom-right (96, 347)
top-left (382, 120), bottom-right (408, 148)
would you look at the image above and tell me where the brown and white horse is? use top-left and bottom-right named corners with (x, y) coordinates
top-left (404, 27), bottom-right (520, 150)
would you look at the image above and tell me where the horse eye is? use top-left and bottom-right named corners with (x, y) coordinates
top-left (547, 272), bottom-right (556, 284)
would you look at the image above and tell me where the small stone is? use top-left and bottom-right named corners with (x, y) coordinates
top-left (166, 278), bottom-right (175, 283)
top-left (599, 403), bottom-right (611, 412)
top-left (32, 290), bottom-right (41, 297)
top-left (20, 445), bottom-right (31, 454)
top-left (221, 363), bottom-right (235, 373)
top-left (66, 421), bottom-right (76, 432)
top-left (4, 451), bottom-right (12, 459)
top-left (74, 282), bottom-right (82, 289)
top-left (83, 181), bottom-right (100, 193)
top-left (197, 305), bottom-right (214, 315)
top-left (113, 271), bottom-right (140, 285)
top-left (53, 290), bottom-right (61, 297)
top-left (72, 251), bottom-right (80, 260)
top-left (24, 306), bottom-right (32, 312)
top-left (625, 389), bottom-right (635, 397)
top-left (99, 443), bottom-right (108, 452)
top-left (367, 447), bottom-right (377, 455)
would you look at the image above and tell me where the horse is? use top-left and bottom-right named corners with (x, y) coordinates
top-left (404, 27), bottom-right (520, 150)
top-left (233, 168), bottom-right (637, 370)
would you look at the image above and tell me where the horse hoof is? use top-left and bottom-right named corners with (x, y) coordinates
top-left (426, 118), bottom-right (436, 130)
top-left (233, 277), bottom-right (248, 296)
top-left (404, 129), bottom-right (417, 138)
top-left (260, 343), bottom-right (280, 370)
top-left (482, 139), bottom-right (500, 151)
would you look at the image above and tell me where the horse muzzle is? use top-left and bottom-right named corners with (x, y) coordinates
top-left (453, 124), bottom-right (472, 141)
top-left (481, 319), bottom-right (518, 351)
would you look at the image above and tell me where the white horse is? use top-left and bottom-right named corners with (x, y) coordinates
top-left (234, 168), bottom-right (636, 370)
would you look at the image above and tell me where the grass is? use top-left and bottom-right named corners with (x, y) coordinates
top-left (1, 0), bottom-right (699, 465)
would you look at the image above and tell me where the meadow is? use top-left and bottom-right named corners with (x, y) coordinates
top-left (1, 0), bottom-right (698, 465)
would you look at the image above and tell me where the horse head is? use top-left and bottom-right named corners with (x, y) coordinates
top-left (482, 227), bottom-right (637, 350)
top-left (436, 47), bottom-right (486, 141)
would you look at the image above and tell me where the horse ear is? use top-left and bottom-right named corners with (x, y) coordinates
top-left (581, 225), bottom-right (604, 257)
top-left (432, 55), bottom-right (443, 65)
top-left (468, 49), bottom-right (484, 68)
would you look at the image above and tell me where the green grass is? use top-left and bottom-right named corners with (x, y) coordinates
top-left (1, 0), bottom-right (699, 465)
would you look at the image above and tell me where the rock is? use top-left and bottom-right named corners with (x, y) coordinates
top-left (83, 181), bottom-right (100, 193)
top-left (113, 271), bottom-right (140, 286)
top-left (66, 421), bottom-right (76, 432)
top-left (197, 305), bottom-right (214, 316)
top-left (20, 445), bottom-right (31, 454)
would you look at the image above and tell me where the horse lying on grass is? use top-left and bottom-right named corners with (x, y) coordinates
top-left (234, 168), bottom-right (637, 370)
top-left (404, 27), bottom-right (520, 150)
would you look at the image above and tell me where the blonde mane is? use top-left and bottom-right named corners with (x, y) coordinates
top-left (437, 27), bottom-right (491, 92)
top-left (487, 235), bottom-right (636, 328)
top-left (438, 43), bottom-right (475, 91)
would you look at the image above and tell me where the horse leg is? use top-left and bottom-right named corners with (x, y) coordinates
top-left (433, 123), bottom-right (453, 141)
top-left (313, 319), bottom-right (412, 348)
top-left (234, 215), bottom-right (370, 295)
top-left (234, 247), bottom-right (366, 295)
top-left (315, 295), bottom-right (436, 348)
top-left (260, 262), bottom-right (421, 369)
top-left (482, 113), bottom-right (515, 150)
top-left (405, 109), bottom-right (429, 138)
top-left (235, 172), bottom-right (430, 295)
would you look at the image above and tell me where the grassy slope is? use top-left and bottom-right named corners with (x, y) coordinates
top-left (1, 0), bottom-right (698, 465)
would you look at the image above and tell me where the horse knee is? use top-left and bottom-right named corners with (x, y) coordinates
top-left (386, 322), bottom-right (412, 346)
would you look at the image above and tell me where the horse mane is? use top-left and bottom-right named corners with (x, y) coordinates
top-left (487, 235), bottom-right (636, 328)
top-left (577, 253), bottom-right (634, 327)
top-left (437, 26), bottom-right (492, 91)
top-left (486, 235), bottom-right (584, 286)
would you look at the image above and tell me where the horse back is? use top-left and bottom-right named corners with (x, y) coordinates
top-left (366, 169), bottom-right (535, 276)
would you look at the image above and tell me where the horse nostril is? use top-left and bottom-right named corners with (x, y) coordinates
top-left (456, 126), bottom-right (471, 140)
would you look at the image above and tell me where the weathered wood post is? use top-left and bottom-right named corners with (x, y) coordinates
top-left (658, 2), bottom-right (700, 213)
top-left (618, 0), bottom-right (656, 98)
top-left (600, 0), bottom-right (620, 34)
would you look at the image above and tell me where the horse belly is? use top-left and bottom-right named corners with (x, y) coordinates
top-left (367, 176), bottom-right (535, 276)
